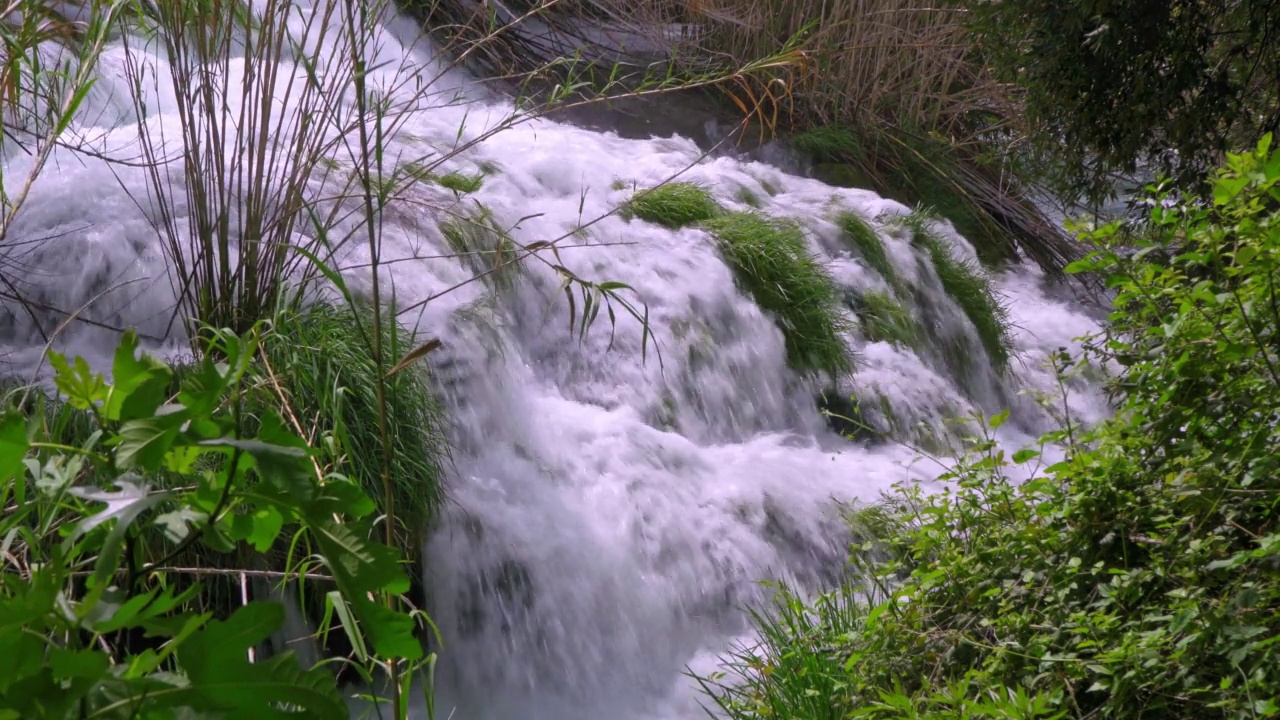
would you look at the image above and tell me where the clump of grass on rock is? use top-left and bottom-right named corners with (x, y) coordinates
top-left (852, 291), bottom-right (920, 349)
top-left (905, 215), bottom-right (1011, 367)
top-left (703, 212), bottom-right (851, 376)
top-left (627, 181), bottom-right (721, 228)
top-left (838, 212), bottom-right (896, 285)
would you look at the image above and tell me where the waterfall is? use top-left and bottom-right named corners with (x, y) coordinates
top-left (0, 4), bottom-right (1110, 719)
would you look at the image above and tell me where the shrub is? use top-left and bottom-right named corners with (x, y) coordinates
top-left (0, 328), bottom-right (432, 715)
top-left (701, 140), bottom-right (1280, 720)
top-left (837, 212), bottom-right (895, 285)
top-left (703, 212), bottom-right (851, 376)
top-left (627, 181), bottom-right (722, 228)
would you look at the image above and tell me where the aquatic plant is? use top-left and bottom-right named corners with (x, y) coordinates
top-left (628, 182), bottom-right (722, 228)
top-left (704, 212), bottom-right (851, 376)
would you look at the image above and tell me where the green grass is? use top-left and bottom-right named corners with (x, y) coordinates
top-left (907, 216), bottom-right (1012, 367)
top-left (837, 212), bottom-right (895, 285)
top-left (699, 582), bottom-right (868, 720)
top-left (703, 212), bottom-right (851, 376)
top-left (259, 302), bottom-right (449, 551)
top-left (440, 206), bottom-right (521, 288)
top-left (852, 291), bottom-right (920, 348)
top-left (627, 182), bottom-right (722, 228)
top-left (791, 124), bottom-right (864, 161)
top-left (735, 186), bottom-right (763, 208)
top-left (403, 162), bottom-right (485, 194)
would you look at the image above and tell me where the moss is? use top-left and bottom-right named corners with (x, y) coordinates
top-left (852, 291), bottom-right (921, 348)
top-left (702, 212), bottom-right (852, 376)
top-left (837, 212), bottom-right (895, 285)
top-left (628, 182), bottom-right (722, 228)
top-left (912, 226), bottom-right (1012, 368)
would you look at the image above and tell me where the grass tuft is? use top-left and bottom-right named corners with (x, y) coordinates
top-left (912, 224), bottom-right (1012, 367)
top-left (837, 212), bottom-right (895, 285)
top-left (852, 291), bottom-right (920, 349)
top-left (404, 162), bottom-right (485, 194)
top-left (628, 181), bottom-right (722, 228)
top-left (259, 302), bottom-right (450, 550)
top-left (735, 186), bottom-right (763, 208)
top-left (703, 212), bottom-right (851, 376)
top-left (440, 206), bottom-right (522, 288)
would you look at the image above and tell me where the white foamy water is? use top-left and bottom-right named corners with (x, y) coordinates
top-left (0, 4), bottom-right (1110, 718)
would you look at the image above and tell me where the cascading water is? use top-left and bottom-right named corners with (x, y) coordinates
top-left (0, 4), bottom-right (1112, 719)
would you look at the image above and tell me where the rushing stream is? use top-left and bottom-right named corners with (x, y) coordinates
top-left (0, 4), bottom-right (1112, 719)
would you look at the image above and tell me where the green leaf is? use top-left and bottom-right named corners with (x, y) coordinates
top-left (0, 413), bottom-right (29, 483)
top-left (104, 330), bottom-right (174, 422)
top-left (202, 411), bottom-right (315, 500)
top-left (172, 603), bottom-right (343, 719)
top-left (49, 353), bottom-right (107, 411)
top-left (115, 415), bottom-right (185, 471)
top-left (350, 595), bottom-right (423, 661)
top-left (308, 517), bottom-right (410, 596)
top-left (48, 648), bottom-right (109, 681)
top-left (233, 505), bottom-right (284, 553)
top-left (1012, 449), bottom-right (1041, 464)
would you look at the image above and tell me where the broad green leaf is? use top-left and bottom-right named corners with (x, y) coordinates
top-left (178, 357), bottom-right (231, 418)
top-left (172, 602), bottom-right (344, 719)
top-left (115, 414), bottom-right (185, 471)
top-left (1012, 449), bottom-right (1041, 464)
top-left (309, 516), bottom-right (411, 595)
top-left (104, 330), bottom-right (174, 422)
top-left (0, 413), bottom-right (28, 483)
top-left (350, 595), bottom-right (423, 661)
top-left (49, 353), bottom-right (107, 411)
top-left (201, 411), bottom-right (315, 500)
top-left (231, 505), bottom-right (284, 553)
top-left (49, 648), bottom-right (109, 681)
top-left (0, 628), bottom-right (44, 693)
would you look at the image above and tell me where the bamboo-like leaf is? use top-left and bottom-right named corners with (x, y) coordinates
top-left (385, 338), bottom-right (443, 378)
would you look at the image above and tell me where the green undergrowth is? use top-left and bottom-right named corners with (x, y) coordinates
top-left (838, 212), bottom-right (896, 285)
top-left (703, 211), bottom-right (851, 376)
top-left (850, 291), bottom-right (920, 348)
top-left (626, 181), bottom-right (722, 228)
top-left (700, 142), bottom-right (1280, 720)
top-left (904, 214), bottom-right (1012, 367)
top-left (259, 302), bottom-right (449, 552)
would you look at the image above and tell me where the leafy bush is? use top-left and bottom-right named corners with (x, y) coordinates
top-left (0, 328), bottom-right (433, 716)
top-left (838, 212), bottom-right (896, 285)
top-left (914, 224), bottom-right (1012, 368)
top-left (628, 182), bottom-right (722, 228)
top-left (701, 140), bottom-right (1280, 720)
top-left (704, 212), bottom-right (851, 376)
top-left (258, 302), bottom-right (449, 553)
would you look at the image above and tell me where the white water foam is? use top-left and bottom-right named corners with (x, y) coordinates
top-left (0, 4), bottom-right (1110, 718)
